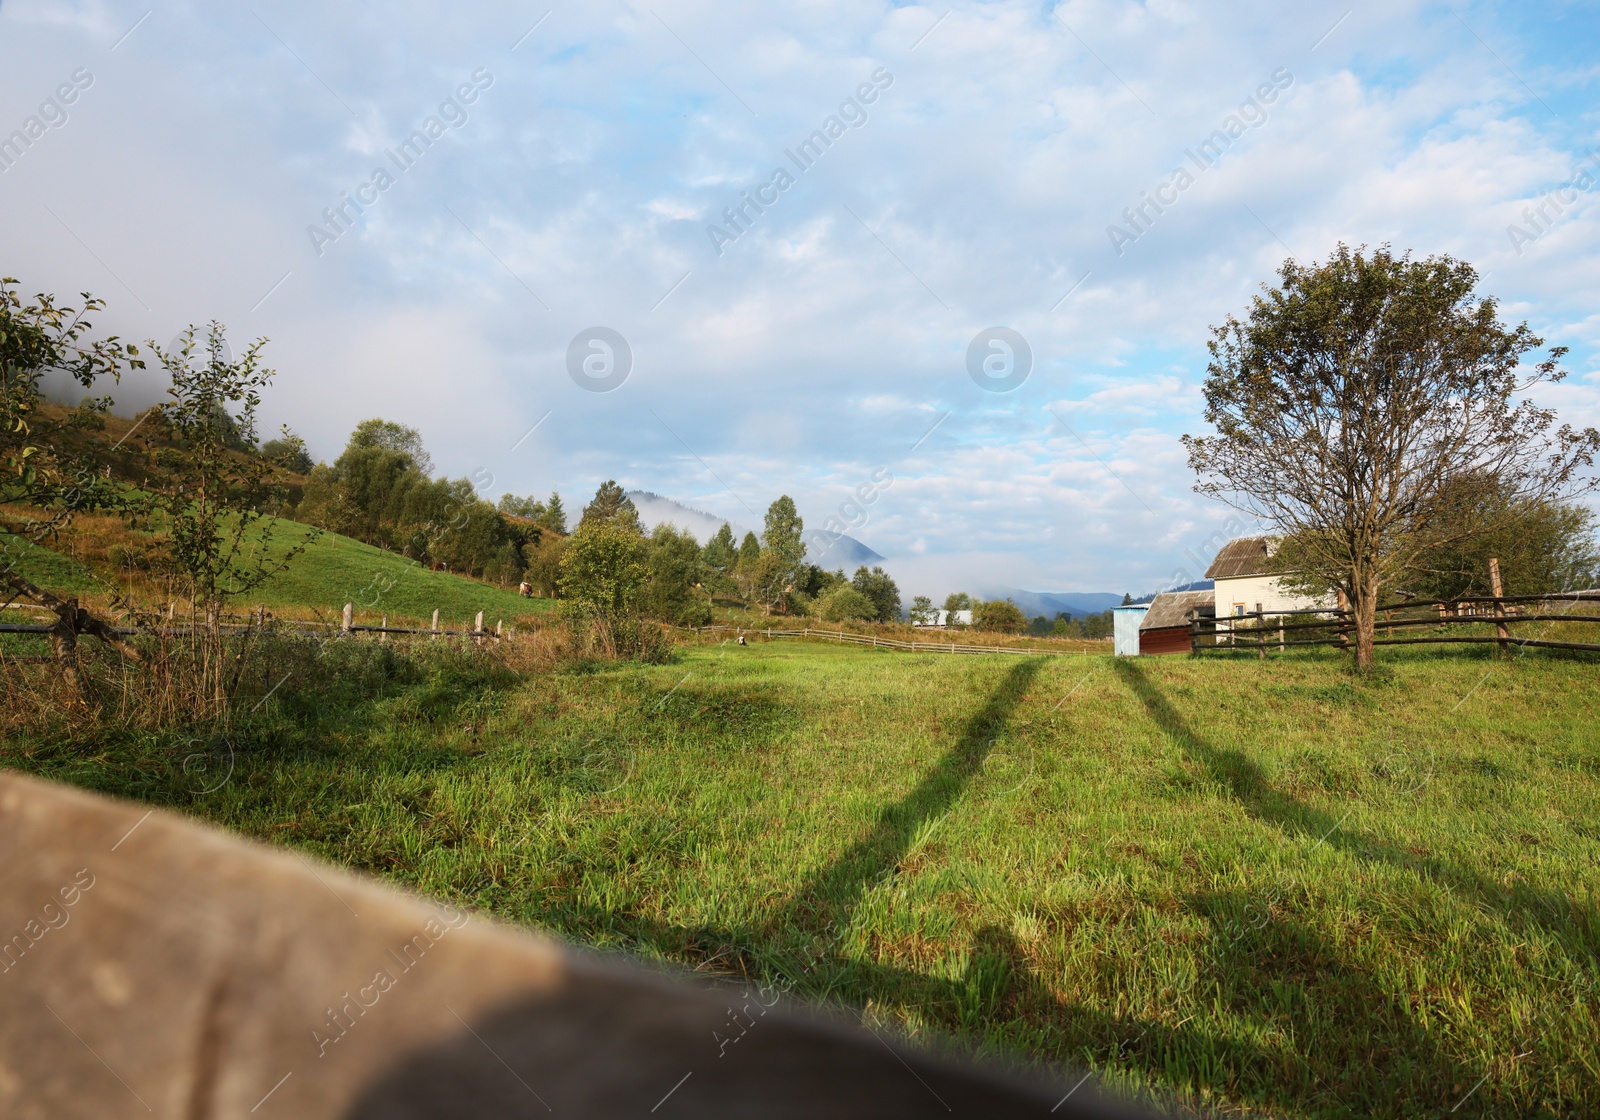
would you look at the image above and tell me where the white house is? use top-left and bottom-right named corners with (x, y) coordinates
top-left (1206, 537), bottom-right (1333, 619)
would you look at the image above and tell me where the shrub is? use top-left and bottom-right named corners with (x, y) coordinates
top-left (818, 585), bottom-right (876, 622)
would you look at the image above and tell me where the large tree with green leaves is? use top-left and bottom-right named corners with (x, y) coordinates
top-left (1184, 244), bottom-right (1600, 669)
top-left (762, 495), bottom-right (806, 577)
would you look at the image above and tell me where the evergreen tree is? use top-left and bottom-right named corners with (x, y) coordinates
top-left (703, 522), bottom-right (737, 572)
top-left (737, 530), bottom-right (761, 569)
top-left (542, 491), bottom-right (567, 534)
top-left (580, 480), bottom-right (639, 532)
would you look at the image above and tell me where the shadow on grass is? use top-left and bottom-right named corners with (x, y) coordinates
top-left (772, 658), bottom-right (1044, 933)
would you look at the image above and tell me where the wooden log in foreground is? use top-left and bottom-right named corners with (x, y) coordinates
top-left (0, 773), bottom-right (1151, 1119)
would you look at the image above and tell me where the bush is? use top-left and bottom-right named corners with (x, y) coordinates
top-left (973, 598), bottom-right (1025, 633)
top-left (818, 585), bottom-right (876, 622)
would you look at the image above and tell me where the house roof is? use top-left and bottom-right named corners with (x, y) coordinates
top-left (1139, 590), bottom-right (1216, 630)
top-left (1204, 536), bottom-right (1280, 580)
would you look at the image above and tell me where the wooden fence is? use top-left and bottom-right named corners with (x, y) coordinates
top-left (1192, 590), bottom-right (1600, 656)
top-left (0, 602), bottom-right (510, 643)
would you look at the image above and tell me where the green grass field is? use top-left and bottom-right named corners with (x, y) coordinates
top-left (6, 638), bottom-right (1597, 1116)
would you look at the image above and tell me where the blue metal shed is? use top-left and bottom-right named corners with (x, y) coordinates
top-left (1112, 604), bottom-right (1149, 657)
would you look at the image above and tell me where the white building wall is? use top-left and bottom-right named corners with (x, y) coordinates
top-left (1214, 575), bottom-right (1334, 620)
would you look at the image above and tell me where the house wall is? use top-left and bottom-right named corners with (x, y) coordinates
top-left (1214, 574), bottom-right (1330, 618)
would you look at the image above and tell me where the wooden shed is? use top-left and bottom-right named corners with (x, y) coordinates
top-left (1138, 590), bottom-right (1215, 655)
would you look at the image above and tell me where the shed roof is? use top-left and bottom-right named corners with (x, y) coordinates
top-left (1139, 590), bottom-right (1215, 631)
top-left (1204, 536), bottom-right (1280, 579)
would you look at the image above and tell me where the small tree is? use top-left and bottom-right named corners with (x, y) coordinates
top-left (541, 491), bottom-right (567, 535)
top-left (1185, 245), bottom-right (1600, 669)
top-left (818, 584), bottom-right (876, 622)
top-left (908, 595), bottom-right (936, 625)
top-left (973, 598), bottom-right (1025, 633)
top-left (942, 591), bottom-right (972, 613)
top-left (559, 519), bottom-right (646, 616)
top-left (147, 324), bottom-right (313, 631)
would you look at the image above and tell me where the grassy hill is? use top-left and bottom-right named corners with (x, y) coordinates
top-left (5, 639), bottom-right (1596, 1117)
top-left (2, 515), bottom-right (551, 628)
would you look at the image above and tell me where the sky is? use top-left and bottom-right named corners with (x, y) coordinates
top-left (3, 0), bottom-right (1598, 601)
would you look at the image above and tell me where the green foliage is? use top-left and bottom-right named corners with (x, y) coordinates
top-left (972, 598), bottom-right (1025, 632)
top-left (1404, 481), bottom-right (1600, 600)
top-left (762, 494), bottom-right (806, 579)
top-left (639, 523), bottom-right (711, 626)
top-left (817, 583), bottom-right (876, 621)
top-left (260, 429), bottom-right (312, 474)
top-left (737, 530), bottom-right (760, 569)
top-left (541, 492), bottom-right (567, 535)
top-left (943, 591), bottom-right (972, 613)
top-left (145, 323), bottom-right (311, 612)
top-left (559, 519), bottom-right (647, 616)
top-left (1185, 243), bottom-right (1600, 667)
top-left (851, 565), bottom-right (901, 622)
top-left (295, 418), bottom-right (529, 581)
top-left (702, 522), bottom-right (737, 572)
top-left (498, 489), bottom-right (566, 535)
top-left (346, 418), bottom-right (432, 476)
top-left (0, 277), bottom-right (140, 525)
top-left (579, 479), bottom-right (640, 533)
top-left (908, 595), bottom-right (937, 625)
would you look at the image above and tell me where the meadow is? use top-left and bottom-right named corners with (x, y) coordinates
top-left (5, 635), bottom-right (1597, 1118)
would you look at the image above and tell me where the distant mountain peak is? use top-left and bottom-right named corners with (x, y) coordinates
top-left (623, 490), bottom-right (883, 566)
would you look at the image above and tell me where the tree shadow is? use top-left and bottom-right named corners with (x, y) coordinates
top-left (771, 658), bottom-right (1044, 934)
top-left (1110, 659), bottom-right (1597, 956)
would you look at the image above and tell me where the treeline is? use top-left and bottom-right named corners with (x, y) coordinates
top-left (902, 591), bottom-right (1114, 637)
top-left (555, 483), bottom-right (902, 627)
top-left (286, 419), bottom-right (905, 627)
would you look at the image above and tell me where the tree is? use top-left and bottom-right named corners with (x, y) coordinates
top-left (640, 523), bottom-right (710, 626)
top-left (498, 493), bottom-right (545, 520)
top-left (741, 548), bottom-right (788, 614)
top-left (1120, 592), bottom-right (1134, 605)
top-left (559, 519), bottom-right (646, 616)
top-left (762, 495), bottom-right (806, 580)
top-left (1, 278), bottom-right (140, 527)
top-left (145, 324), bottom-right (313, 629)
top-left (1404, 480), bottom-right (1599, 600)
top-left (580, 479), bottom-right (640, 532)
top-left (943, 592), bottom-right (972, 613)
top-left (908, 595), bottom-right (937, 625)
top-left (1184, 244), bottom-right (1600, 669)
top-left (346, 418), bottom-right (432, 476)
top-left (541, 491), bottom-right (567, 535)
top-left (703, 522), bottom-right (737, 572)
top-left (0, 279), bottom-right (145, 698)
top-left (851, 565), bottom-right (901, 622)
top-left (737, 530), bottom-right (761, 570)
top-left (261, 429), bottom-right (312, 474)
top-left (973, 598), bottom-right (1025, 632)
top-left (818, 584), bottom-right (876, 622)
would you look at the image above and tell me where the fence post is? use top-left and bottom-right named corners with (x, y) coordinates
top-left (431, 609), bottom-right (440, 641)
top-left (342, 603), bottom-right (353, 634)
top-left (496, 619), bottom-right (502, 638)
top-left (1489, 557), bottom-right (1509, 653)
top-left (475, 611), bottom-right (484, 642)
top-left (380, 614), bottom-right (388, 643)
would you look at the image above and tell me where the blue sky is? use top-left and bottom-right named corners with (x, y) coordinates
top-left (3, 0), bottom-right (1597, 600)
